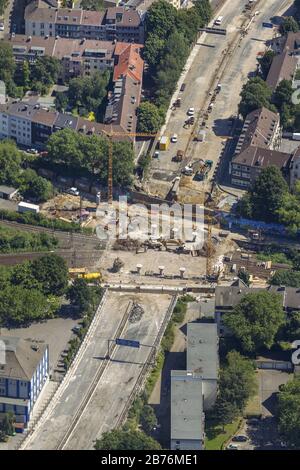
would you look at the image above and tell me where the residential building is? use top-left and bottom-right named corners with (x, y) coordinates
top-left (230, 107), bottom-right (291, 188)
top-left (24, 4), bottom-right (144, 44)
top-left (214, 281), bottom-right (300, 332)
top-left (0, 100), bottom-right (134, 146)
top-left (0, 185), bottom-right (18, 200)
top-left (187, 323), bottom-right (219, 410)
top-left (8, 35), bottom-right (117, 82)
top-left (289, 145), bottom-right (300, 188)
top-left (231, 146), bottom-right (291, 189)
top-left (170, 370), bottom-right (205, 451)
top-left (0, 336), bottom-right (49, 429)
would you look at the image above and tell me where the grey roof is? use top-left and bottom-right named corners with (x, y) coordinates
top-left (0, 185), bottom-right (18, 195)
top-left (214, 285), bottom-right (295, 309)
top-left (171, 371), bottom-right (204, 442)
top-left (187, 323), bottom-right (218, 378)
top-left (0, 336), bottom-right (47, 381)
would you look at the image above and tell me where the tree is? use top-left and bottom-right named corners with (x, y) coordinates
top-left (137, 102), bottom-right (164, 133)
top-left (280, 17), bottom-right (299, 34)
top-left (277, 181), bottom-right (300, 234)
top-left (0, 1), bottom-right (9, 16)
top-left (20, 169), bottom-right (53, 202)
top-left (239, 77), bottom-right (275, 118)
top-left (237, 269), bottom-right (250, 287)
top-left (213, 397), bottom-right (240, 431)
top-left (95, 429), bottom-right (161, 450)
top-left (270, 270), bottom-right (300, 288)
top-left (0, 140), bottom-right (22, 186)
top-left (145, 0), bottom-right (177, 39)
top-left (259, 50), bottom-right (276, 80)
top-left (30, 254), bottom-right (68, 296)
top-left (223, 291), bottom-right (285, 353)
top-left (143, 33), bottom-right (165, 68)
top-left (0, 412), bottom-right (15, 436)
top-left (31, 56), bottom-right (62, 88)
top-left (277, 378), bottom-right (300, 448)
top-left (80, 0), bottom-right (104, 10)
top-left (0, 285), bottom-right (51, 327)
top-left (0, 42), bottom-right (16, 88)
top-left (140, 405), bottom-right (157, 434)
top-left (250, 166), bottom-right (289, 223)
top-left (67, 278), bottom-right (91, 312)
top-left (218, 351), bottom-right (257, 412)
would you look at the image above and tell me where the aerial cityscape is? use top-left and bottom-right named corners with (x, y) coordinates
top-left (0, 0), bottom-right (300, 454)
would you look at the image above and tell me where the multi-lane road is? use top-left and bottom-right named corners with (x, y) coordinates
top-left (21, 292), bottom-right (175, 450)
top-left (148, 0), bottom-right (293, 199)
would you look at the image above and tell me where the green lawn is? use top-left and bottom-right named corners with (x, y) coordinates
top-left (205, 418), bottom-right (242, 450)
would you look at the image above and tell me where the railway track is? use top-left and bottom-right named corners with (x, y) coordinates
top-left (0, 250), bottom-right (100, 267)
top-left (56, 300), bottom-right (134, 450)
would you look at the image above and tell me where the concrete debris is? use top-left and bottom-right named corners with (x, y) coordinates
top-left (129, 302), bottom-right (145, 323)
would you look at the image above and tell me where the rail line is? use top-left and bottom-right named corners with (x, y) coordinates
top-left (56, 300), bottom-right (134, 450)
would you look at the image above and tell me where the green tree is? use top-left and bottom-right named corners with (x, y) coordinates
top-left (144, 33), bottom-right (165, 68)
top-left (0, 139), bottom-right (22, 185)
top-left (250, 166), bottom-right (289, 223)
top-left (0, 1), bottom-right (9, 16)
top-left (137, 102), bottom-right (164, 133)
top-left (239, 77), bottom-right (275, 118)
top-left (67, 278), bottom-right (91, 312)
top-left (140, 405), bottom-right (157, 434)
top-left (0, 42), bottom-right (16, 88)
top-left (20, 169), bottom-right (53, 202)
top-left (95, 429), bottom-right (161, 450)
top-left (218, 351), bottom-right (257, 412)
top-left (30, 254), bottom-right (68, 296)
top-left (0, 412), bottom-right (15, 436)
top-left (31, 56), bottom-right (62, 88)
top-left (259, 50), bottom-right (276, 80)
top-left (280, 17), bottom-right (299, 34)
top-left (20, 60), bottom-right (31, 90)
top-left (223, 291), bottom-right (285, 353)
top-left (270, 270), bottom-right (300, 288)
top-left (277, 181), bottom-right (300, 234)
top-left (80, 0), bottom-right (104, 10)
top-left (145, 0), bottom-right (177, 39)
top-left (277, 378), bottom-right (300, 448)
top-left (213, 397), bottom-right (240, 431)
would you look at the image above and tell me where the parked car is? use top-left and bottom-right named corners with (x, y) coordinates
top-left (171, 133), bottom-right (178, 143)
top-left (182, 165), bottom-right (193, 176)
top-left (180, 83), bottom-right (186, 92)
top-left (187, 107), bottom-right (195, 116)
top-left (247, 418), bottom-right (260, 425)
top-left (0, 23), bottom-right (4, 32)
top-left (232, 435), bottom-right (248, 442)
top-left (27, 148), bottom-right (39, 154)
top-left (66, 187), bottom-right (80, 196)
top-left (153, 150), bottom-right (160, 158)
top-left (226, 444), bottom-right (239, 450)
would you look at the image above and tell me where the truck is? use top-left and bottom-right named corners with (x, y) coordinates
top-left (195, 130), bottom-right (206, 142)
top-left (292, 133), bottom-right (300, 141)
top-left (18, 202), bottom-right (40, 214)
top-left (159, 136), bottom-right (170, 151)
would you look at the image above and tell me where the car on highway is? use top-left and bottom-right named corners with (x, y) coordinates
top-left (232, 435), bottom-right (248, 442)
top-left (66, 187), bottom-right (80, 196)
top-left (187, 107), bottom-right (195, 116)
top-left (171, 133), bottom-right (178, 143)
top-left (226, 444), bottom-right (239, 450)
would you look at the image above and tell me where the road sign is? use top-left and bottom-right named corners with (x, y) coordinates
top-left (116, 338), bottom-right (140, 349)
top-left (262, 22), bottom-right (273, 28)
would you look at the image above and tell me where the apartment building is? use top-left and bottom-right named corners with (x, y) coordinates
top-left (8, 34), bottom-right (117, 81)
top-left (230, 107), bottom-right (290, 188)
top-left (267, 31), bottom-right (300, 91)
top-left (24, 3), bottom-right (144, 44)
top-left (0, 336), bottom-right (49, 429)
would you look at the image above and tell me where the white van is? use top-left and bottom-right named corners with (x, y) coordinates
top-left (214, 16), bottom-right (223, 26)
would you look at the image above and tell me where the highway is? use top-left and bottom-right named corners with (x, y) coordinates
top-left (147, 0), bottom-right (293, 199)
top-left (21, 292), bottom-right (175, 450)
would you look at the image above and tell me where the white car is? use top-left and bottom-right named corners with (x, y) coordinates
top-left (0, 23), bottom-right (4, 32)
top-left (67, 187), bottom-right (80, 196)
top-left (27, 148), bottom-right (39, 155)
top-left (187, 107), bottom-right (195, 116)
top-left (171, 134), bottom-right (178, 143)
top-left (226, 444), bottom-right (239, 450)
top-left (153, 150), bottom-right (160, 158)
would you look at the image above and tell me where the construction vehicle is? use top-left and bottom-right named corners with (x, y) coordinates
top-left (173, 150), bottom-right (184, 162)
top-left (78, 272), bottom-right (103, 281)
top-left (68, 267), bottom-right (88, 278)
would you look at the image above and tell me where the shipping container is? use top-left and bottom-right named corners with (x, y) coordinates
top-left (18, 202), bottom-right (40, 214)
top-left (159, 136), bottom-right (170, 151)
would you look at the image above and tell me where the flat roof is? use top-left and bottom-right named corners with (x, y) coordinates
top-left (171, 371), bottom-right (204, 442)
top-left (0, 396), bottom-right (29, 407)
top-left (187, 323), bottom-right (218, 378)
top-left (0, 185), bottom-right (18, 195)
